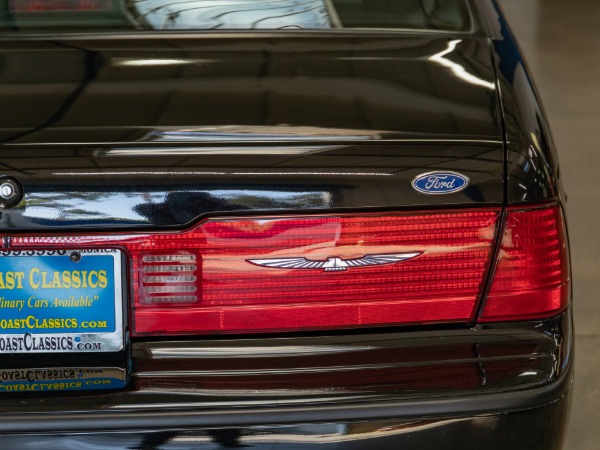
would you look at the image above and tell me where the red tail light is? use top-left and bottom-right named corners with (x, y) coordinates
top-left (10, 210), bottom-right (500, 335)
top-left (479, 205), bottom-right (570, 322)
top-left (9, 0), bottom-right (112, 12)
top-left (133, 212), bottom-right (499, 334)
top-left (8, 204), bottom-right (568, 336)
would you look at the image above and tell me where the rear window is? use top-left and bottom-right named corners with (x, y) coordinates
top-left (1, 0), bottom-right (471, 33)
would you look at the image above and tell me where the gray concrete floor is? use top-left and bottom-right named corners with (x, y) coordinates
top-left (500, 1), bottom-right (600, 449)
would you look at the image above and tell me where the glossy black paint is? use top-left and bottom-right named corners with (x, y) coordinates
top-left (0, 35), bottom-right (500, 145)
top-left (0, 1), bottom-right (571, 448)
top-left (0, 2), bottom-right (561, 223)
top-left (0, 311), bottom-right (571, 414)
top-left (0, 397), bottom-right (570, 450)
top-left (0, 33), bottom-right (505, 229)
top-left (479, 0), bottom-right (563, 204)
top-left (0, 144), bottom-right (503, 229)
top-left (0, 313), bottom-right (573, 449)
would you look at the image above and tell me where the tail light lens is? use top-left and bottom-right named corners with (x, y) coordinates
top-left (10, 210), bottom-right (500, 335)
top-left (9, 0), bottom-right (112, 12)
top-left (133, 211), bottom-right (499, 335)
top-left (7, 204), bottom-right (568, 336)
top-left (480, 204), bottom-right (570, 322)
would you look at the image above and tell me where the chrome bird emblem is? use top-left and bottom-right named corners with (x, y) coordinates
top-left (247, 252), bottom-right (421, 272)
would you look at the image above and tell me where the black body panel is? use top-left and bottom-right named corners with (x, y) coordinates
top-left (0, 312), bottom-right (573, 423)
top-left (0, 144), bottom-right (503, 229)
top-left (0, 397), bottom-right (570, 450)
top-left (0, 34), bottom-right (505, 229)
top-left (0, 312), bottom-right (573, 449)
top-left (0, 36), bottom-right (501, 145)
top-left (0, 2), bottom-right (571, 448)
top-left (479, 0), bottom-right (563, 204)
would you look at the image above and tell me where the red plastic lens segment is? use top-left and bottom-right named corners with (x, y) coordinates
top-left (9, 0), bottom-right (112, 12)
top-left (135, 211), bottom-right (499, 334)
top-left (9, 210), bottom-right (500, 336)
top-left (480, 205), bottom-right (569, 322)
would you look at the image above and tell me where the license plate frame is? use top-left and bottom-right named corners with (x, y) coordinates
top-left (0, 249), bottom-right (124, 354)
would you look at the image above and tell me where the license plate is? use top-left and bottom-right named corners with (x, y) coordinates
top-left (0, 249), bottom-right (123, 353)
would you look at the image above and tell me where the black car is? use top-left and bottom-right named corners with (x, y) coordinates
top-left (0, 1), bottom-right (571, 449)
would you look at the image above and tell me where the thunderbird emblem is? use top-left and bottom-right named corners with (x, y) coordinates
top-left (247, 252), bottom-right (421, 272)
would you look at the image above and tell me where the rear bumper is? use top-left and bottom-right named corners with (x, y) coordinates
top-left (0, 391), bottom-right (572, 450)
top-left (0, 367), bottom-right (573, 433)
top-left (0, 311), bottom-right (573, 448)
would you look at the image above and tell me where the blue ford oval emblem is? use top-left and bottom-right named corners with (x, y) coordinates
top-left (411, 171), bottom-right (470, 195)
